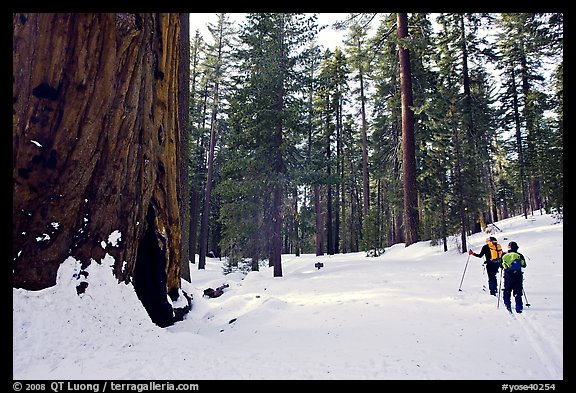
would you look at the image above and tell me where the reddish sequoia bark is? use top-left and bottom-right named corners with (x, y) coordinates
top-left (13, 13), bottom-right (187, 326)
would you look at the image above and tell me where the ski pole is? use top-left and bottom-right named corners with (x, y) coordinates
top-left (522, 270), bottom-right (531, 306)
top-left (482, 263), bottom-right (486, 291)
top-left (523, 289), bottom-right (531, 307)
top-left (458, 253), bottom-right (471, 292)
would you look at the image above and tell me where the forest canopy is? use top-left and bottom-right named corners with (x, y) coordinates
top-left (186, 13), bottom-right (563, 271)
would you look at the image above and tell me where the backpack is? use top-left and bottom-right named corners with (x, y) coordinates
top-left (509, 258), bottom-right (523, 271)
top-left (503, 251), bottom-right (524, 273)
top-left (488, 242), bottom-right (503, 263)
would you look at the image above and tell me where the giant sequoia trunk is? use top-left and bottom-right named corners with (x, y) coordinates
top-left (12, 13), bottom-right (189, 327)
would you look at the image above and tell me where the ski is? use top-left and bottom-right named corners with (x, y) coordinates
top-left (505, 305), bottom-right (523, 316)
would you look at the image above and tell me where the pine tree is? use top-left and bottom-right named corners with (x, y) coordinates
top-left (187, 29), bottom-right (206, 266)
top-left (396, 14), bottom-right (452, 250)
top-left (433, 13), bottom-right (499, 251)
top-left (198, 13), bottom-right (234, 269)
top-left (397, 13), bottom-right (419, 247)
top-left (369, 13), bottom-right (404, 246)
top-left (343, 21), bottom-right (371, 225)
top-left (495, 13), bottom-right (563, 216)
top-left (218, 13), bottom-right (318, 275)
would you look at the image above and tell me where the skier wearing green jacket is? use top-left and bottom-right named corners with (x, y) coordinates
top-left (501, 241), bottom-right (527, 313)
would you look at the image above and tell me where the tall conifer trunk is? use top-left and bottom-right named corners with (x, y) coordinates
top-left (397, 13), bottom-right (419, 246)
top-left (325, 111), bottom-right (334, 255)
top-left (358, 42), bottom-right (370, 219)
top-left (199, 16), bottom-right (227, 270)
top-left (178, 13), bottom-right (190, 282)
top-left (314, 185), bottom-right (324, 256)
top-left (270, 14), bottom-right (287, 277)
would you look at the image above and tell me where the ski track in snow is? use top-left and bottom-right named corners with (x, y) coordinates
top-left (514, 315), bottom-right (562, 379)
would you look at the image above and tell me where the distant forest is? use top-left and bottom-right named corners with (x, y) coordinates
top-left (186, 13), bottom-right (563, 268)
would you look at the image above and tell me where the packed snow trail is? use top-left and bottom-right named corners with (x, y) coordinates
top-left (13, 213), bottom-right (562, 380)
top-left (513, 313), bottom-right (562, 379)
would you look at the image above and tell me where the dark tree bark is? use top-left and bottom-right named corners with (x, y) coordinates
top-left (452, 17), bottom-right (475, 240)
top-left (335, 94), bottom-right (342, 255)
top-left (325, 112), bottom-right (334, 256)
top-left (269, 14), bottom-right (288, 278)
top-left (271, 186), bottom-right (283, 277)
top-left (13, 13), bottom-right (188, 327)
top-left (339, 161), bottom-right (347, 254)
top-left (348, 160), bottom-right (361, 253)
top-left (198, 94), bottom-right (217, 270)
top-left (314, 185), bottom-right (324, 256)
top-left (450, 102), bottom-right (468, 253)
top-left (397, 13), bottom-right (419, 247)
top-left (188, 32), bottom-right (205, 265)
top-left (179, 13), bottom-right (191, 282)
top-left (292, 188), bottom-right (301, 256)
top-left (358, 42), bottom-right (370, 220)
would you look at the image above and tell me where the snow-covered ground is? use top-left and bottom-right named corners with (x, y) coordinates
top-left (13, 212), bottom-right (563, 380)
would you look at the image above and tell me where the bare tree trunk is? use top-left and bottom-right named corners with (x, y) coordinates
top-left (271, 186), bottom-right (283, 277)
top-left (335, 95), bottom-right (342, 255)
top-left (314, 185), bottom-right (324, 256)
top-left (198, 108), bottom-right (217, 270)
top-left (349, 160), bottom-right (361, 252)
top-left (188, 33), bottom-right (206, 266)
top-left (340, 162), bottom-right (347, 254)
top-left (293, 188), bottom-right (301, 257)
top-left (179, 13), bottom-right (190, 282)
top-left (13, 13), bottom-right (188, 327)
top-left (358, 47), bottom-right (370, 219)
top-left (269, 14), bottom-right (287, 278)
top-left (397, 13), bottom-right (419, 247)
top-left (325, 113), bottom-right (334, 256)
top-left (450, 101), bottom-right (468, 253)
top-left (394, 208), bottom-right (404, 244)
top-left (392, 123), bottom-right (404, 245)
top-left (376, 179), bottom-right (382, 250)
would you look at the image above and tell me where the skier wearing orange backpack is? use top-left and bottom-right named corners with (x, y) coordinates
top-left (468, 237), bottom-right (503, 296)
